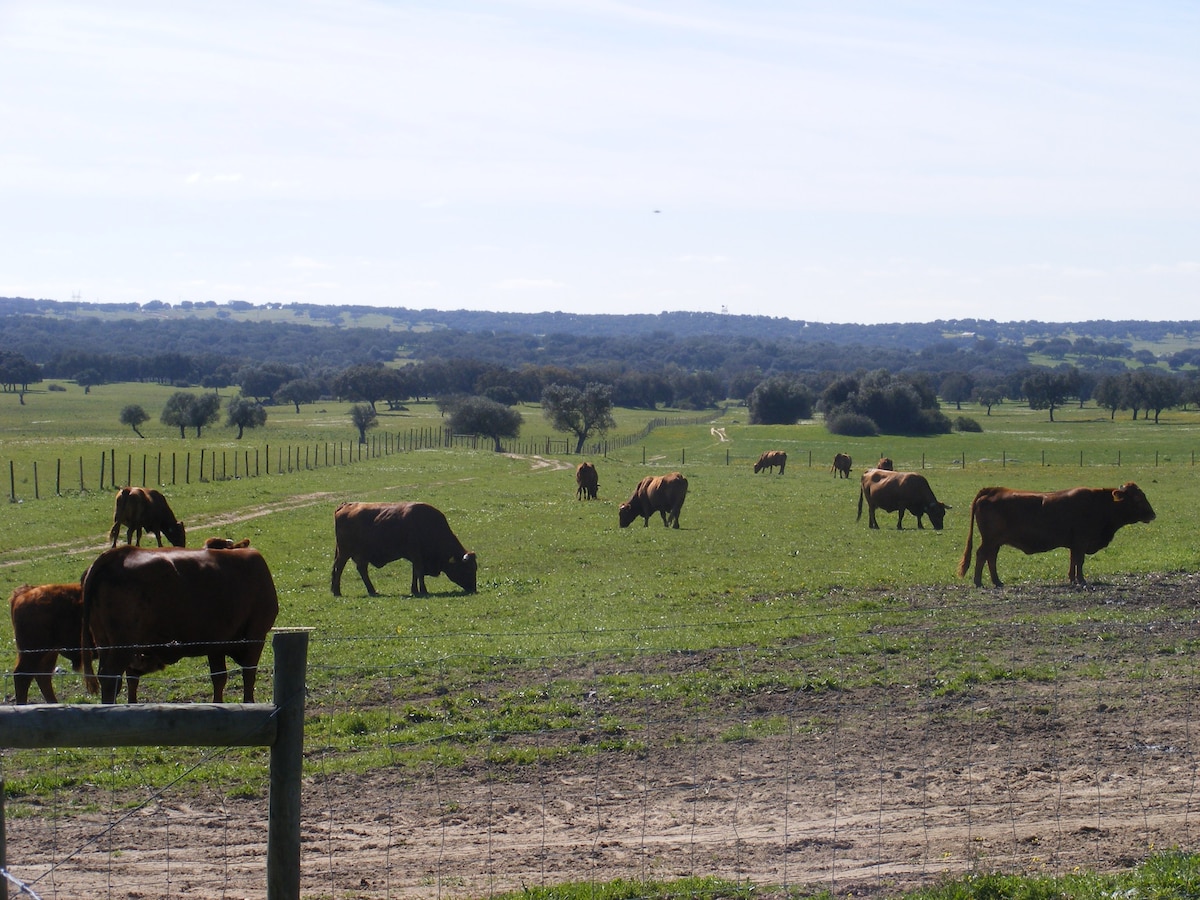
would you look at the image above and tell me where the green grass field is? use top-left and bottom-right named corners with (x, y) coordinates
top-left (3, 384), bottom-right (1198, 665)
top-left (4, 383), bottom-right (1200, 897)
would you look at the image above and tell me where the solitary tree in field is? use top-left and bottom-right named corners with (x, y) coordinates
top-left (275, 378), bottom-right (322, 413)
top-left (119, 404), bottom-right (150, 438)
top-left (226, 395), bottom-right (268, 439)
top-left (449, 395), bottom-right (524, 452)
top-left (350, 403), bottom-right (377, 444)
top-left (541, 382), bottom-right (615, 453)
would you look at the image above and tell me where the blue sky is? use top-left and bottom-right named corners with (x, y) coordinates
top-left (2, 1), bottom-right (1198, 323)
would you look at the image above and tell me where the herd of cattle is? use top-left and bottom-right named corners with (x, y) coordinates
top-left (6, 452), bottom-right (1157, 706)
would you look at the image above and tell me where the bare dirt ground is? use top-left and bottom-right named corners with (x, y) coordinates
top-left (7, 573), bottom-right (1200, 899)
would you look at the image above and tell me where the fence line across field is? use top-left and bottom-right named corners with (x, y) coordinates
top-left (1, 593), bottom-right (1198, 898)
top-left (6, 439), bottom-right (1199, 503)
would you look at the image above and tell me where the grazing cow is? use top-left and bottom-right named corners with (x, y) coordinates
top-left (8, 583), bottom-right (99, 704)
top-left (108, 486), bottom-right (186, 548)
top-left (876, 457), bottom-right (895, 471)
top-left (81, 546), bottom-right (279, 704)
top-left (831, 453), bottom-right (852, 478)
top-left (575, 462), bottom-right (599, 500)
top-left (857, 469), bottom-right (950, 530)
top-left (331, 501), bottom-right (477, 597)
top-left (753, 451), bottom-right (787, 475)
top-left (619, 472), bottom-right (688, 528)
top-left (203, 537), bottom-right (251, 549)
top-left (958, 483), bottom-right (1156, 587)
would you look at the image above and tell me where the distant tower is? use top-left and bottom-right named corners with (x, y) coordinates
top-left (720, 305), bottom-right (728, 315)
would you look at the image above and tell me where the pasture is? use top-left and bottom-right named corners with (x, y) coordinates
top-left (2, 384), bottom-right (1200, 897)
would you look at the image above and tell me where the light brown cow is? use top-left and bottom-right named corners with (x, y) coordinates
top-left (81, 545), bottom-right (279, 703)
top-left (857, 469), bottom-right (949, 530)
top-left (332, 501), bottom-right (477, 597)
top-left (575, 462), bottom-right (599, 500)
top-left (958, 483), bottom-right (1156, 587)
top-left (8, 583), bottom-right (99, 704)
top-left (619, 472), bottom-right (688, 528)
top-left (108, 486), bottom-right (186, 547)
top-left (831, 453), bottom-right (852, 478)
top-left (876, 457), bottom-right (895, 471)
top-left (753, 451), bottom-right (787, 475)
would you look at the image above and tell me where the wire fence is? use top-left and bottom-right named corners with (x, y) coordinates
top-left (3, 573), bottom-right (1199, 898)
top-left (3, 414), bottom-right (725, 502)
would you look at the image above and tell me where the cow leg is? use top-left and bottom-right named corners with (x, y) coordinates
top-left (411, 563), bottom-right (427, 596)
top-left (153, 530), bottom-right (164, 547)
top-left (108, 522), bottom-right (122, 548)
top-left (208, 653), bottom-right (228, 702)
top-left (915, 512), bottom-right (925, 530)
top-left (976, 544), bottom-right (1002, 587)
top-left (868, 506), bottom-right (879, 529)
top-left (355, 560), bottom-right (380, 596)
top-left (895, 510), bottom-right (905, 530)
top-left (330, 547), bottom-right (350, 596)
top-left (14, 651), bottom-right (60, 704)
top-left (1068, 551), bottom-right (1086, 584)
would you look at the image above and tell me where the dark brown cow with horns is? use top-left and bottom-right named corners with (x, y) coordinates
top-left (81, 545), bottom-right (279, 703)
top-left (109, 486), bottom-right (186, 548)
top-left (332, 501), bottom-right (477, 597)
top-left (958, 483), bottom-right (1156, 586)
top-left (619, 472), bottom-right (688, 529)
top-left (575, 462), bottom-right (599, 500)
top-left (857, 469), bottom-right (949, 530)
top-left (753, 451), bottom-right (787, 475)
top-left (831, 453), bottom-right (852, 478)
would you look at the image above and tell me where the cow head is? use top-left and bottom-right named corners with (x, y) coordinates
top-left (164, 521), bottom-right (187, 547)
top-left (1114, 483), bottom-right (1156, 524)
top-left (927, 502), bottom-right (950, 531)
top-left (618, 503), bottom-right (638, 528)
top-left (445, 551), bottom-right (478, 593)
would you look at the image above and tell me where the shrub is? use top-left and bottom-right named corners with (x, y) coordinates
top-left (826, 412), bottom-right (878, 436)
top-left (955, 416), bottom-right (983, 432)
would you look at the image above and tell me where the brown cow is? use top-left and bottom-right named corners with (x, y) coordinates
top-left (203, 537), bottom-right (251, 549)
top-left (8, 583), bottom-right (99, 704)
top-left (958, 483), bottom-right (1156, 587)
top-left (876, 457), bottom-right (895, 471)
top-left (619, 472), bottom-right (688, 528)
top-left (831, 453), bottom-right (852, 478)
top-left (753, 451), bottom-right (787, 475)
top-left (108, 486), bottom-right (186, 547)
top-left (331, 501), bottom-right (477, 597)
top-left (857, 469), bottom-right (949, 530)
top-left (575, 462), bottom-right (599, 500)
top-left (81, 546), bottom-right (279, 703)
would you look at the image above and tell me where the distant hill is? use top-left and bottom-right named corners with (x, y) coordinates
top-left (5, 295), bottom-right (1200, 351)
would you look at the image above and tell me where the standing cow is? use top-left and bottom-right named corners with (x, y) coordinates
top-left (753, 451), bottom-right (787, 475)
top-left (619, 472), bottom-right (688, 528)
top-left (831, 453), bottom-right (852, 478)
top-left (331, 501), bottom-right (478, 597)
top-left (8, 583), bottom-right (99, 704)
top-left (575, 462), bottom-right (599, 500)
top-left (81, 545), bottom-right (279, 704)
top-left (958, 483), bottom-right (1156, 587)
top-left (876, 457), bottom-right (895, 471)
top-left (857, 469), bottom-right (949, 530)
top-left (109, 486), bottom-right (186, 547)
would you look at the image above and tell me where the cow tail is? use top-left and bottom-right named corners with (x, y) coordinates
top-left (80, 562), bottom-right (102, 694)
top-left (856, 484), bottom-right (864, 521)
top-left (956, 496), bottom-right (977, 579)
